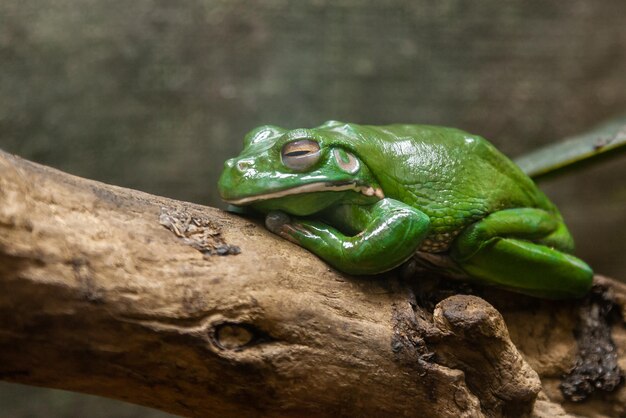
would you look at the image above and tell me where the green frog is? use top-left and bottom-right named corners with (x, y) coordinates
top-left (218, 121), bottom-right (593, 299)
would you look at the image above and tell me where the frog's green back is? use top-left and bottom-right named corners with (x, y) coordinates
top-left (317, 121), bottom-right (561, 249)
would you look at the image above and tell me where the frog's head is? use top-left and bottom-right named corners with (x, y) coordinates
top-left (218, 124), bottom-right (384, 216)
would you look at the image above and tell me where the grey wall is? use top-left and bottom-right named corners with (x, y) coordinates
top-left (1, 1), bottom-right (625, 416)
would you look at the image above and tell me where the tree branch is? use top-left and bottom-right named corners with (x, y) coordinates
top-left (0, 150), bottom-right (623, 417)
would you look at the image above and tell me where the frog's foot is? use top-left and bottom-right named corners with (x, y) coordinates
top-left (265, 199), bottom-right (431, 275)
top-left (265, 211), bottom-right (298, 243)
top-left (451, 208), bottom-right (593, 299)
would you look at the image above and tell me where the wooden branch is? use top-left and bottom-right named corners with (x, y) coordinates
top-left (0, 149), bottom-right (624, 417)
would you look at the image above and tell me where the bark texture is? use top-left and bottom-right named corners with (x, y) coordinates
top-left (0, 150), bottom-right (624, 417)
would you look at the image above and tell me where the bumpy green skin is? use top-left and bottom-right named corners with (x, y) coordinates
top-left (218, 121), bottom-right (593, 299)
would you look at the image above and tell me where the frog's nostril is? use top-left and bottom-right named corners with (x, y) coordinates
top-left (237, 160), bottom-right (252, 171)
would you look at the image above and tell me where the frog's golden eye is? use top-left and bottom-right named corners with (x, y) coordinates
top-left (281, 139), bottom-right (321, 171)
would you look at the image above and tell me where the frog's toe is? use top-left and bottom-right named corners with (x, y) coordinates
top-left (265, 211), bottom-right (291, 234)
top-left (265, 211), bottom-right (312, 245)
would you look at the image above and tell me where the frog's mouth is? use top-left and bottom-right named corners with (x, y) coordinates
top-left (224, 181), bottom-right (384, 206)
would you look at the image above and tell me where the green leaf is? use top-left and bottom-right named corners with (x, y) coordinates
top-left (515, 116), bottom-right (626, 181)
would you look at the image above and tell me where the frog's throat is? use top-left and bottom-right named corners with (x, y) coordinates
top-left (224, 182), bottom-right (385, 205)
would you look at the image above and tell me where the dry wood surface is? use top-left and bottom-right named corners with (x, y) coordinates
top-left (0, 150), bottom-right (624, 417)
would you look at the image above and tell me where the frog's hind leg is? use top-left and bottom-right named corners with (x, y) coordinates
top-left (450, 208), bottom-right (593, 299)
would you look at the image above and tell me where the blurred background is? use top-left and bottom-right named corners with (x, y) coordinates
top-left (1, 0), bottom-right (625, 416)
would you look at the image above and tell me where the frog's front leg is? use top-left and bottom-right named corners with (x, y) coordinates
top-left (265, 199), bottom-right (430, 275)
top-left (451, 208), bottom-right (593, 299)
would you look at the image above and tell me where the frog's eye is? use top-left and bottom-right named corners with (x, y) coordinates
top-left (281, 139), bottom-right (321, 171)
top-left (333, 149), bottom-right (360, 174)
